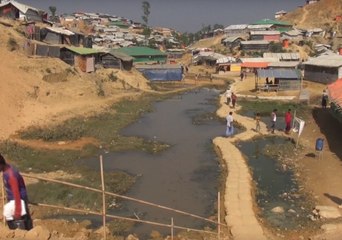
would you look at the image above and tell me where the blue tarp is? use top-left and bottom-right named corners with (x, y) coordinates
top-left (257, 69), bottom-right (301, 79)
top-left (139, 68), bottom-right (183, 81)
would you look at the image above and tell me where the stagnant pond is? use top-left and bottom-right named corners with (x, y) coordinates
top-left (238, 136), bottom-right (313, 231)
top-left (81, 88), bottom-right (229, 237)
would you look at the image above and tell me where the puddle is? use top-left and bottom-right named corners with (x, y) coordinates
top-left (79, 88), bottom-right (235, 237)
top-left (238, 136), bottom-right (313, 230)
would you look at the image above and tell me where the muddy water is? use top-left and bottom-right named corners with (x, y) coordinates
top-left (82, 89), bottom-right (231, 237)
top-left (238, 136), bottom-right (312, 230)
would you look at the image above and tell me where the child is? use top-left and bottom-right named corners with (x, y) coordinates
top-left (255, 112), bottom-right (261, 132)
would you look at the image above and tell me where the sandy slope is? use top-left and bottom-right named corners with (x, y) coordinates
top-left (0, 21), bottom-right (151, 140)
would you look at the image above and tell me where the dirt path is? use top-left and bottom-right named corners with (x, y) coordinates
top-left (214, 78), bottom-right (271, 240)
top-left (298, 6), bottom-right (309, 26)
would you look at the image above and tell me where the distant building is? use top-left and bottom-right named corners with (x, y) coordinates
top-left (100, 50), bottom-right (134, 71)
top-left (306, 0), bottom-right (320, 4)
top-left (224, 24), bottom-right (248, 36)
top-left (60, 46), bottom-right (102, 73)
top-left (275, 10), bottom-right (287, 19)
top-left (240, 40), bottom-right (270, 51)
top-left (116, 47), bottom-right (167, 64)
top-left (263, 52), bottom-right (301, 62)
top-left (221, 36), bottom-right (245, 48)
top-left (250, 31), bottom-right (280, 42)
top-left (0, 0), bottom-right (46, 22)
top-left (250, 19), bottom-right (293, 31)
top-left (303, 55), bottom-right (342, 83)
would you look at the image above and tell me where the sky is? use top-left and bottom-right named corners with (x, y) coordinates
top-left (18, 0), bottom-right (303, 32)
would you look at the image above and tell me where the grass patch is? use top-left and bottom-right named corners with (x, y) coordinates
top-left (18, 94), bottom-right (171, 153)
top-left (237, 98), bottom-right (311, 119)
top-left (28, 171), bottom-right (136, 210)
top-left (0, 140), bottom-right (98, 172)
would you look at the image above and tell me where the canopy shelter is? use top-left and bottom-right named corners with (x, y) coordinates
top-left (328, 78), bottom-right (342, 123)
top-left (256, 69), bottom-right (302, 91)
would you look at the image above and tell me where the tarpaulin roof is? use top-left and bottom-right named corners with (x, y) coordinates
top-left (328, 78), bottom-right (342, 106)
top-left (257, 69), bottom-right (301, 79)
top-left (241, 62), bottom-right (269, 68)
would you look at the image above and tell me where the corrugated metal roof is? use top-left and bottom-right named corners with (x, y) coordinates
top-left (117, 47), bottom-right (167, 57)
top-left (0, 0), bottom-right (42, 14)
top-left (303, 55), bottom-right (342, 67)
top-left (240, 40), bottom-right (270, 45)
top-left (250, 31), bottom-right (280, 35)
top-left (224, 24), bottom-right (248, 30)
top-left (263, 52), bottom-right (300, 60)
top-left (222, 36), bottom-right (244, 42)
top-left (268, 62), bottom-right (300, 68)
top-left (257, 69), bottom-right (301, 79)
top-left (247, 24), bottom-right (273, 29)
top-left (108, 51), bottom-right (134, 61)
top-left (45, 27), bottom-right (75, 36)
top-left (64, 47), bottom-right (100, 55)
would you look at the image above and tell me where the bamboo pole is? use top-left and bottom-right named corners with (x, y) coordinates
top-left (21, 173), bottom-right (226, 227)
top-left (171, 218), bottom-right (174, 240)
top-left (217, 192), bottom-right (221, 240)
top-left (33, 203), bottom-right (217, 235)
top-left (1, 172), bottom-right (5, 224)
top-left (100, 155), bottom-right (106, 240)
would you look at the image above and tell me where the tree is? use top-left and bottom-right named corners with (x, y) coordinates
top-left (141, 1), bottom-right (151, 26)
top-left (49, 6), bottom-right (57, 17)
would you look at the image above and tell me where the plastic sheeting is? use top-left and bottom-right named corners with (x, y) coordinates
top-left (139, 68), bottom-right (183, 81)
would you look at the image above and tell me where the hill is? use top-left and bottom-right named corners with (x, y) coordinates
top-left (0, 19), bottom-right (151, 140)
top-left (281, 0), bottom-right (342, 31)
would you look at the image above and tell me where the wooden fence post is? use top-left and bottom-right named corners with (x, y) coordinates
top-left (171, 218), bottom-right (174, 240)
top-left (218, 192), bottom-right (221, 240)
top-left (100, 155), bottom-right (107, 240)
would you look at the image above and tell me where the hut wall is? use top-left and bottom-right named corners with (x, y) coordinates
top-left (101, 55), bottom-right (121, 69)
top-left (304, 65), bottom-right (339, 84)
top-left (43, 31), bottom-right (62, 44)
top-left (0, 5), bottom-right (19, 19)
top-left (25, 9), bottom-right (42, 22)
top-left (60, 49), bottom-right (75, 65)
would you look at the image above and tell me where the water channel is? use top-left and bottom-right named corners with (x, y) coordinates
top-left (81, 88), bottom-right (227, 237)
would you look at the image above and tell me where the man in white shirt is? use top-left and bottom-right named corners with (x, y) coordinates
top-left (225, 88), bottom-right (232, 106)
top-left (226, 112), bottom-right (234, 137)
top-left (270, 109), bottom-right (277, 133)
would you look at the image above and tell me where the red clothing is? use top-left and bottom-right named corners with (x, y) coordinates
top-left (285, 112), bottom-right (292, 124)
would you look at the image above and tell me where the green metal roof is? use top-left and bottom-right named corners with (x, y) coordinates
top-left (64, 46), bottom-right (100, 55)
top-left (108, 50), bottom-right (134, 61)
top-left (116, 47), bottom-right (167, 57)
top-left (252, 19), bottom-right (292, 26)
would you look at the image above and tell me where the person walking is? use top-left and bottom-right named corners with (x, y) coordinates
top-left (321, 89), bottom-right (328, 108)
top-left (285, 109), bottom-right (292, 134)
top-left (255, 112), bottom-right (261, 132)
top-left (0, 154), bottom-right (32, 230)
top-left (226, 112), bottom-right (234, 137)
top-left (231, 93), bottom-right (237, 108)
top-left (270, 109), bottom-right (277, 133)
top-left (224, 87), bottom-right (232, 106)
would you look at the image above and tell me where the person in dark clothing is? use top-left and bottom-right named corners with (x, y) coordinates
top-left (0, 154), bottom-right (32, 230)
top-left (321, 90), bottom-right (328, 108)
